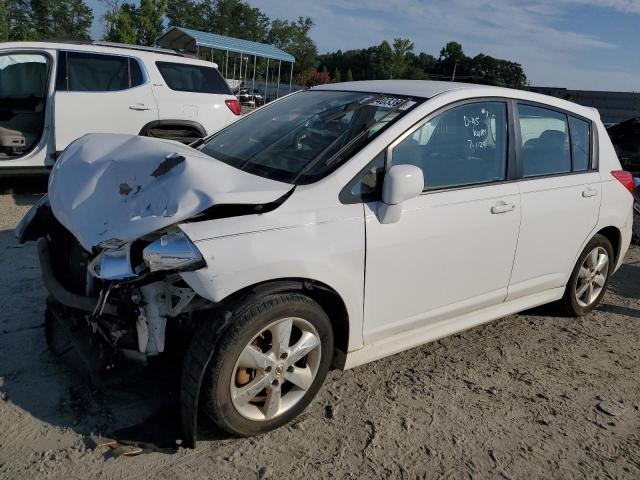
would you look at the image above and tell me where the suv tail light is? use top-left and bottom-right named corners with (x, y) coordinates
top-left (225, 99), bottom-right (241, 116)
top-left (611, 170), bottom-right (636, 194)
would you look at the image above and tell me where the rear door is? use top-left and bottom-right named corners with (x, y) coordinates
top-left (507, 103), bottom-right (601, 300)
top-left (152, 61), bottom-right (238, 135)
top-left (53, 50), bottom-right (158, 152)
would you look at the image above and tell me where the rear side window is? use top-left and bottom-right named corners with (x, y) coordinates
top-left (156, 61), bottom-right (231, 94)
top-left (390, 101), bottom-right (508, 190)
top-left (56, 51), bottom-right (145, 92)
top-left (518, 104), bottom-right (570, 176)
top-left (569, 116), bottom-right (590, 171)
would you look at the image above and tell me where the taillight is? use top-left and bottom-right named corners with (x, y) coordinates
top-left (225, 99), bottom-right (241, 116)
top-left (611, 170), bottom-right (636, 194)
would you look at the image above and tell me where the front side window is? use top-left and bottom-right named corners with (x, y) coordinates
top-left (518, 104), bottom-right (570, 177)
top-left (200, 90), bottom-right (418, 184)
top-left (390, 101), bottom-right (508, 190)
top-left (156, 61), bottom-right (231, 94)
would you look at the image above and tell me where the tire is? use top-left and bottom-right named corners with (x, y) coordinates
top-left (558, 234), bottom-right (614, 316)
top-left (199, 293), bottom-right (333, 436)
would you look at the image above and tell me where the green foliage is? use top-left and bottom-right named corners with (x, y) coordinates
top-left (166, 0), bottom-right (212, 32)
top-left (345, 68), bottom-right (352, 82)
top-left (28, 0), bottom-right (92, 40)
top-left (332, 67), bottom-right (341, 83)
top-left (135, 0), bottom-right (166, 46)
top-left (104, 0), bottom-right (166, 46)
top-left (319, 39), bottom-right (527, 88)
top-left (1, 0), bottom-right (34, 41)
top-left (268, 16), bottom-right (317, 76)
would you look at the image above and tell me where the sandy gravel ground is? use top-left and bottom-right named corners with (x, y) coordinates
top-left (0, 179), bottom-right (639, 480)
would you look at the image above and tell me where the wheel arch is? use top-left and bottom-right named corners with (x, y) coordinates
top-left (596, 225), bottom-right (622, 266)
top-left (216, 278), bottom-right (351, 368)
top-left (139, 119), bottom-right (207, 138)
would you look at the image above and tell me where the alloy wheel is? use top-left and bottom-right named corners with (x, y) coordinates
top-left (575, 246), bottom-right (609, 308)
top-left (230, 317), bottom-right (322, 421)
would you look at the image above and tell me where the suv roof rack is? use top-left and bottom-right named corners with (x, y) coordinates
top-left (42, 38), bottom-right (185, 57)
top-left (92, 41), bottom-right (184, 56)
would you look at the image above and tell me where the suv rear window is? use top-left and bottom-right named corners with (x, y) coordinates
top-left (156, 61), bottom-right (231, 94)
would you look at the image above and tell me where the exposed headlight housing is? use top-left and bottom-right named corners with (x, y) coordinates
top-left (142, 230), bottom-right (204, 273)
top-left (89, 243), bottom-right (137, 280)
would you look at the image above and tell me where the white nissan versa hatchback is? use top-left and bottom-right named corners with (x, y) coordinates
top-left (16, 80), bottom-right (634, 444)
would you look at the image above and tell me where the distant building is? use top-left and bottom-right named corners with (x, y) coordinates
top-left (528, 86), bottom-right (640, 126)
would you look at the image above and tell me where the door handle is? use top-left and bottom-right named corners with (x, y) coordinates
top-left (582, 187), bottom-right (598, 198)
top-left (491, 202), bottom-right (516, 214)
top-left (129, 104), bottom-right (152, 111)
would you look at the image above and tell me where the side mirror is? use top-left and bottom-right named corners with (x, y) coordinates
top-left (379, 164), bottom-right (424, 224)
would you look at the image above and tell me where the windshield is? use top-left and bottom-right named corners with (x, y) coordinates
top-left (199, 90), bottom-right (419, 184)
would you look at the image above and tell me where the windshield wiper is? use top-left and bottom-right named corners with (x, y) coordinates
top-left (292, 97), bottom-right (413, 183)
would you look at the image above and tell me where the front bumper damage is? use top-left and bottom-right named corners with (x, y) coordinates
top-left (37, 235), bottom-right (216, 448)
top-left (18, 133), bottom-right (297, 448)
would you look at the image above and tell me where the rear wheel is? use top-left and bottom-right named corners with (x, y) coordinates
top-left (559, 234), bottom-right (614, 316)
top-left (200, 293), bottom-right (333, 436)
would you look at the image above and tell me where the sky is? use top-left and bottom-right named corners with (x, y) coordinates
top-left (88, 0), bottom-right (640, 92)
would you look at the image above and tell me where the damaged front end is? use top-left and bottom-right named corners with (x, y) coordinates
top-left (16, 133), bottom-right (295, 446)
top-left (19, 196), bottom-right (212, 370)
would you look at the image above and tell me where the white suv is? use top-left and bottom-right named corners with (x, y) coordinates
top-left (0, 41), bottom-right (240, 175)
top-left (17, 80), bottom-right (634, 446)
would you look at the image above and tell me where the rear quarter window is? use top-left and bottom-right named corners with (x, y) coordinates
top-left (156, 61), bottom-right (231, 94)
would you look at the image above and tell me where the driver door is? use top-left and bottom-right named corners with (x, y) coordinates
top-left (363, 100), bottom-right (521, 342)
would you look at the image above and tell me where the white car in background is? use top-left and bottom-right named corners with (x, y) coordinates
top-left (0, 41), bottom-right (241, 175)
top-left (17, 80), bottom-right (634, 446)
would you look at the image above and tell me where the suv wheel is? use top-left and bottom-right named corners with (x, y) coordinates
top-left (559, 234), bottom-right (614, 316)
top-left (200, 293), bottom-right (333, 436)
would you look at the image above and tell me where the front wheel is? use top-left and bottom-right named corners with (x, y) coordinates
top-left (559, 234), bottom-right (614, 316)
top-left (200, 293), bottom-right (333, 436)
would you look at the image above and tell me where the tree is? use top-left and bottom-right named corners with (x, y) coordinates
top-left (29, 0), bottom-right (92, 40)
top-left (332, 67), bottom-right (341, 83)
top-left (268, 16), bottom-right (317, 76)
top-left (103, 0), bottom-right (166, 46)
top-left (103, 2), bottom-right (137, 44)
top-left (166, 0), bottom-right (210, 31)
top-left (318, 40), bottom-right (526, 88)
top-left (391, 37), bottom-right (413, 78)
top-left (345, 68), bottom-right (353, 82)
top-left (2, 0), bottom-right (32, 40)
top-left (134, 0), bottom-right (166, 46)
top-left (210, 0), bottom-right (269, 42)
top-left (376, 40), bottom-right (393, 79)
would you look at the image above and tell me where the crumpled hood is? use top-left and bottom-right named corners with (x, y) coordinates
top-left (49, 133), bottom-right (293, 251)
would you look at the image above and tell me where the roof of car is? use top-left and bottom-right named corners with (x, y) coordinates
top-left (0, 41), bottom-right (218, 68)
top-left (314, 80), bottom-right (477, 98)
top-left (314, 80), bottom-right (600, 120)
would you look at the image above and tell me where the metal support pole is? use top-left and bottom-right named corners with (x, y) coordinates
top-left (239, 53), bottom-right (243, 86)
top-left (276, 60), bottom-right (281, 98)
top-left (264, 58), bottom-right (269, 102)
top-left (289, 62), bottom-right (293, 93)
top-left (225, 50), bottom-right (228, 78)
top-left (232, 55), bottom-right (236, 82)
top-left (252, 55), bottom-right (256, 93)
